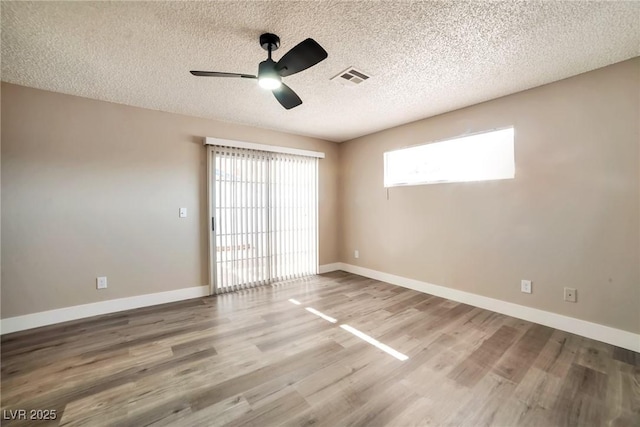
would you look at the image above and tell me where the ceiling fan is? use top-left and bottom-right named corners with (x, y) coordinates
top-left (190, 33), bottom-right (328, 110)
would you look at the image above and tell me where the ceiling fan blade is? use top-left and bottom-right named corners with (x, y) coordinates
top-left (273, 83), bottom-right (302, 110)
top-left (190, 71), bottom-right (256, 78)
top-left (275, 38), bottom-right (328, 77)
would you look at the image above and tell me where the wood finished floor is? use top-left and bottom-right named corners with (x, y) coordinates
top-left (1, 271), bottom-right (639, 427)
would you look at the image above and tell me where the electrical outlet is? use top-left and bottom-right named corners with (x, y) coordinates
top-left (521, 280), bottom-right (532, 294)
top-left (354, 250), bottom-right (359, 259)
top-left (97, 276), bottom-right (108, 290)
top-left (179, 208), bottom-right (187, 218)
top-left (564, 287), bottom-right (577, 302)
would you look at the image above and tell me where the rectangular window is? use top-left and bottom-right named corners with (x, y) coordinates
top-left (384, 127), bottom-right (515, 187)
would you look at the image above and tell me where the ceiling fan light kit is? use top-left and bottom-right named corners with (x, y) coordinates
top-left (257, 61), bottom-right (282, 90)
top-left (191, 33), bottom-right (327, 110)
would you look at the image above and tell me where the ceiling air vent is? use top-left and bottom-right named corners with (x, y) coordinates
top-left (331, 67), bottom-right (371, 86)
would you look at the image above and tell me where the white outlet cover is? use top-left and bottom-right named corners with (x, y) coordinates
top-left (521, 280), bottom-right (532, 294)
top-left (97, 276), bottom-right (108, 289)
top-left (354, 250), bottom-right (359, 259)
top-left (564, 287), bottom-right (577, 302)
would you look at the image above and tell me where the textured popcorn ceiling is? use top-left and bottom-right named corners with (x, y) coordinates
top-left (2, 1), bottom-right (639, 142)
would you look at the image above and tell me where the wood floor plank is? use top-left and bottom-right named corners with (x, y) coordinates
top-left (492, 323), bottom-right (554, 384)
top-left (339, 381), bottom-right (421, 427)
top-left (447, 324), bottom-right (519, 387)
top-left (549, 362), bottom-right (609, 426)
top-left (180, 395), bottom-right (252, 427)
top-left (576, 339), bottom-right (615, 374)
top-left (407, 302), bottom-right (476, 340)
top-left (227, 390), bottom-right (310, 427)
top-left (384, 396), bottom-right (436, 427)
top-left (613, 346), bottom-right (640, 366)
top-left (445, 372), bottom-right (518, 426)
top-left (59, 382), bottom-right (135, 427)
top-left (187, 341), bottom-right (344, 413)
top-left (2, 272), bottom-right (638, 426)
top-left (533, 329), bottom-right (581, 378)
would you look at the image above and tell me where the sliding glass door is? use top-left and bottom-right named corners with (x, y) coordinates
top-left (209, 145), bottom-right (318, 294)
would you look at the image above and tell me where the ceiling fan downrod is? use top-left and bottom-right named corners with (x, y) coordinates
top-left (260, 33), bottom-right (280, 59)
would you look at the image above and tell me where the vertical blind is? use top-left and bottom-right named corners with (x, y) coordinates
top-left (213, 145), bottom-right (318, 294)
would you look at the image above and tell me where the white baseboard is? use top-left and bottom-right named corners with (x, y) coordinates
top-left (337, 263), bottom-right (640, 353)
top-left (319, 263), bottom-right (342, 274)
top-left (0, 286), bottom-right (210, 335)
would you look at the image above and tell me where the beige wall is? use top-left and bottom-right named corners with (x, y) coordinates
top-left (3, 59), bottom-right (639, 334)
top-left (1, 83), bottom-right (339, 318)
top-left (339, 58), bottom-right (640, 334)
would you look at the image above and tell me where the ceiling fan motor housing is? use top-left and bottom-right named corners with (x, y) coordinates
top-left (258, 59), bottom-right (278, 76)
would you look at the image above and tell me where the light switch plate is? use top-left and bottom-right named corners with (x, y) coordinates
top-left (179, 208), bottom-right (187, 218)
